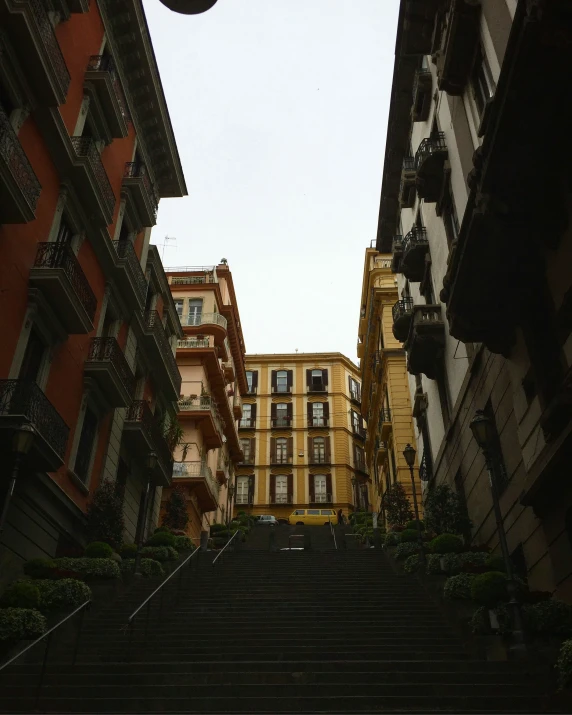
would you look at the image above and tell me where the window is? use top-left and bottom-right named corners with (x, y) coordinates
top-left (173, 299), bottom-right (183, 317)
top-left (236, 476), bottom-right (251, 505)
top-left (275, 437), bottom-right (288, 464)
top-left (240, 438), bottom-right (253, 463)
top-left (484, 399), bottom-right (509, 494)
top-left (321, 509), bottom-right (333, 516)
top-left (307, 510), bottom-right (320, 516)
top-left (307, 368), bottom-right (327, 392)
top-left (313, 437), bottom-right (325, 464)
top-left (275, 403), bottom-right (289, 427)
top-left (294, 509), bottom-right (305, 515)
top-left (74, 407), bottom-right (98, 484)
top-left (187, 299), bottom-right (203, 325)
top-left (349, 377), bottom-right (361, 402)
top-left (351, 410), bottom-right (363, 436)
top-left (274, 474), bottom-right (288, 504)
top-left (246, 370), bottom-right (258, 394)
top-left (19, 329), bottom-right (46, 382)
top-left (314, 475), bottom-right (327, 502)
top-left (276, 370), bottom-right (288, 393)
top-left (240, 403), bottom-right (255, 428)
top-left (312, 402), bottom-right (324, 427)
top-left (471, 46), bottom-right (495, 120)
top-left (55, 217), bottom-right (73, 245)
top-left (354, 444), bottom-right (366, 472)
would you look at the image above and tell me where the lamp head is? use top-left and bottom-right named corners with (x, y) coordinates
top-left (470, 409), bottom-right (495, 451)
top-left (146, 451), bottom-right (158, 471)
top-left (12, 423), bottom-right (35, 456)
top-left (403, 443), bottom-right (416, 468)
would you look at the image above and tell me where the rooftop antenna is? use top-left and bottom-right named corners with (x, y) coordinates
top-left (157, 235), bottom-right (177, 262)
top-left (295, 348), bottom-right (298, 353)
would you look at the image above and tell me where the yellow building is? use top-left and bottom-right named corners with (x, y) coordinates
top-left (234, 353), bottom-right (367, 520)
top-left (357, 248), bottom-right (422, 522)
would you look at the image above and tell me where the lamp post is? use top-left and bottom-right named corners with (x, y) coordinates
top-left (0, 424), bottom-right (35, 535)
top-left (134, 451), bottom-right (158, 577)
top-left (227, 483), bottom-right (235, 526)
top-left (403, 443), bottom-right (425, 569)
top-left (351, 475), bottom-right (359, 512)
top-left (470, 409), bottom-right (526, 654)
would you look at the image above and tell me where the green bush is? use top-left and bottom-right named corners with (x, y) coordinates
top-left (399, 529), bottom-right (420, 543)
top-left (173, 536), bottom-right (194, 551)
top-left (423, 484), bottom-right (471, 536)
top-left (384, 532), bottom-right (401, 547)
top-left (557, 639), bottom-right (572, 689)
top-left (444, 573), bottom-right (476, 600)
top-left (1, 581), bottom-right (40, 609)
top-left (470, 606), bottom-right (491, 635)
top-left (441, 551), bottom-right (489, 575)
top-left (54, 558), bottom-right (120, 580)
top-left (36, 579), bottom-right (91, 612)
top-left (140, 546), bottom-right (170, 562)
top-left (211, 536), bottom-right (228, 549)
top-left (120, 544), bottom-right (138, 559)
top-left (120, 559), bottom-right (164, 579)
top-left (526, 600), bottom-right (572, 636)
top-left (394, 542), bottom-right (419, 561)
top-left (405, 520), bottom-right (424, 531)
top-left (485, 554), bottom-right (506, 572)
top-left (145, 531), bottom-right (176, 548)
top-left (85, 480), bottom-right (124, 551)
top-left (429, 534), bottom-right (464, 555)
top-left (403, 554), bottom-right (420, 574)
top-left (470, 571), bottom-right (508, 608)
top-left (426, 553), bottom-right (444, 575)
top-left (0, 608), bottom-right (47, 643)
top-left (23, 558), bottom-right (56, 579)
top-left (84, 542), bottom-right (113, 559)
top-left (210, 523), bottom-right (229, 534)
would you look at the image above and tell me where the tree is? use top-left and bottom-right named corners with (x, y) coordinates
top-left (383, 482), bottom-right (413, 528)
top-left (162, 486), bottom-right (189, 532)
top-left (85, 480), bottom-right (125, 551)
top-left (424, 484), bottom-right (472, 536)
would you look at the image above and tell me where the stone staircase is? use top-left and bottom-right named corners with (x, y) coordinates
top-left (0, 531), bottom-right (567, 713)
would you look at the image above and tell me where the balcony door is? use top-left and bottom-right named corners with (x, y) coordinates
top-left (187, 299), bottom-right (202, 325)
top-left (312, 402), bottom-right (324, 427)
top-left (275, 475), bottom-right (288, 504)
top-left (314, 474), bottom-right (327, 502)
top-left (236, 475), bottom-right (251, 505)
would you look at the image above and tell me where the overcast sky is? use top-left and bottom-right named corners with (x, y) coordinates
top-left (145, 0), bottom-right (399, 363)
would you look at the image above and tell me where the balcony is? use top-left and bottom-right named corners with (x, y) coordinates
top-left (123, 401), bottom-right (173, 487)
top-left (0, 104), bottom-right (41, 222)
top-left (415, 133), bottom-right (448, 203)
top-left (142, 311), bottom-right (181, 401)
top-left (181, 312), bottom-right (228, 348)
top-left (177, 337), bottom-right (212, 350)
top-left (270, 495), bottom-right (293, 505)
top-left (392, 298), bottom-right (414, 342)
top-left (352, 425), bottom-right (366, 441)
top-left (122, 163), bottom-right (159, 228)
top-left (84, 56), bottom-right (129, 139)
top-left (233, 392), bottom-right (243, 419)
top-left (167, 266), bottom-right (218, 285)
top-left (356, 339), bottom-right (364, 360)
top-left (112, 240), bottom-right (148, 309)
top-left (29, 243), bottom-right (97, 334)
top-left (310, 493), bottom-right (332, 505)
top-left (309, 453), bottom-right (330, 466)
top-left (272, 386), bottom-right (291, 395)
top-left (307, 382), bottom-right (327, 394)
top-left (271, 417), bottom-right (292, 429)
top-left (239, 417), bottom-right (255, 430)
top-left (309, 417), bottom-right (329, 428)
top-left (436, 0), bottom-right (481, 96)
top-left (70, 137), bottom-right (116, 226)
top-left (222, 361), bottom-right (235, 383)
top-left (355, 456), bottom-right (368, 476)
top-left (84, 337), bottom-right (135, 407)
top-left (172, 460), bottom-right (220, 512)
top-left (5, 0), bottom-right (70, 106)
top-left (177, 395), bottom-right (225, 450)
top-left (391, 235), bottom-right (404, 274)
top-left (379, 408), bottom-right (392, 441)
top-left (419, 451), bottom-right (432, 483)
top-left (0, 379), bottom-right (69, 471)
top-left (239, 451), bottom-right (254, 466)
top-left (399, 158), bottom-right (416, 209)
top-left (401, 227), bottom-right (429, 282)
top-left (412, 68), bottom-right (432, 122)
top-left (405, 305), bottom-right (446, 379)
top-left (272, 455), bottom-right (293, 466)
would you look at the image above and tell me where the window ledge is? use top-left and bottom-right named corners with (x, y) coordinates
top-left (67, 468), bottom-right (90, 495)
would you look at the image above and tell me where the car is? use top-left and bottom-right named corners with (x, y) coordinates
top-left (255, 515), bottom-right (279, 526)
top-left (288, 508), bottom-right (337, 526)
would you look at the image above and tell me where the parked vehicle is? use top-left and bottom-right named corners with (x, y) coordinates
top-left (255, 515), bottom-right (279, 526)
top-left (288, 508), bottom-right (337, 526)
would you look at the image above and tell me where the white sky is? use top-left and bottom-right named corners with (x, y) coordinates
top-left (144, 0), bottom-right (400, 362)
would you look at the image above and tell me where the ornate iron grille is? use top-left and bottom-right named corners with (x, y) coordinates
top-left (0, 379), bottom-right (69, 460)
top-left (415, 132), bottom-right (447, 169)
top-left (86, 55), bottom-right (130, 122)
top-left (392, 297), bottom-right (414, 323)
top-left (0, 105), bottom-right (41, 214)
top-left (145, 311), bottom-right (181, 393)
top-left (87, 338), bottom-right (135, 397)
top-left (419, 451), bottom-right (432, 482)
top-left (112, 240), bottom-right (148, 305)
top-left (123, 162), bottom-right (159, 221)
top-left (28, 0), bottom-right (71, 97)
top-left (34, 243), bottom-right (97, 322)
top-left (70, 137), bottom-right (115, 217)
top-left (125, 400), bottom-right (173, 477)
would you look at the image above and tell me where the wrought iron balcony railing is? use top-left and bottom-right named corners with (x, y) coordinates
top-left (125, 401), bottom-right (173, 477)
top-left (379, 408), bottom-right (392, 423)
top-left (144, 311), bottom-right (181, 394)
top-left (415, 132), bottom-right (447, 169)
top-left (86, 55), bottom-right (129, 123)
top-left (87, 337), bottom-right (135, 397)
top-left (0, 379), bottom-right (69, 462)
top-left (34, 242), bottom-right (97, 324)
top-left (0, 104), bottom-right (42, 220)
top-left (419, 451), bottom-right (432, 482)
top-left (271, 417), bottom-right (292, 428)
top-left (173, 460), bottom-right (220, 501)
top-left (177, 337), bottom-right (212, 349)
top-left (70, 138), bottom-right (115, 219)
top-left (392, 297), bottom-right (414, 323)
top-left (170, 272), bottom-right (217, 285)
top-left (271, 494), bottom-right (293, 505)
top-left (311, 493), bottom-right (333, 504)
top-left (239, 417), bottom-right (255, 429)
top-left (181, 312), bottom-right (228, 330)
top-left (402, 226), bottom-right (428, 255)
top-left (309, 417), bottom-right (328, 428)
top-left (28, 0), bottom-right (71, 100)
top-left (123, 162), bottom-right (159, 224)
top-left (177, 395), bottom-right (225, 437)
top-left (112, 240), bottom-right (148, 305)
top-left (272, 454), bottom-right (292, 465)
top-left (235, 494), bottom-right (253, 505)
top-left (239, 452), bottom-right (254, 465)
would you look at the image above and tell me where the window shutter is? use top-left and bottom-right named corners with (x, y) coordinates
top-left (326, 474), bottom-right (332, 501)
top-left (287, 402), bottom-right (293, 419)
top-left (252, 371), bottom-right (258, 388)
top-left (309, 473), bottom-right (315, 503)
top-left (325, 436), bottom-right (331, 464)
top-left (307, 436), bottom-right (312, 463)
top-left (251, 403), bottom-right (257, 424)
top-left (271, 370), bottom-right (277, 391)
top-left (324, 402), bottom-right (330, 420)
top-left (287, 437), bottom-right (293, 462)
top-left (287, 370), bottom-right (293, 390)
top-left (323, 369), bottom-right (328, 386)
top-left (250, 475), bottom-right (255, 504)
top-left (306, 369), bottom-right (312, 386)
top-left (307, 402), bottom-right (313, 424)
top-left (287, 474), bottom-right (293, 502)
top-left (348, 376), bottom-right (352, 395)
top-left (271, 403), bottom-right (277, 420)
top-left (270, 437), bottom-right (276, 463)
top-left (251, 438), bottom-right (256, 462)
top-left (269, 474), bottom-right (276, 504)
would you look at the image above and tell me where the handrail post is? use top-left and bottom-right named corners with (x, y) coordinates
top-left (35, 631), bottom-right (52, 709)
top-left (125, 619), bottom-right (135, 662)
top-left (71, 602), bottom-right (89, 666)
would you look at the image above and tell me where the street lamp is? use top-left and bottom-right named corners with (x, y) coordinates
top-left (227, 483), bottom-right (235, 526)
top-left (0, 424), bottom-right (35, 535)
top-left (402, 443), bottom-right (425, 569)
top-left (158, 0), bottom-right (218, 14)
top-left (134, 451), bottom-right (158, 577)
top-left (351, 475), bottom-right (359, 511)
top-left (470, 409), bottom-right (526, 654)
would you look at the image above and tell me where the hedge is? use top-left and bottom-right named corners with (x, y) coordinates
top-left (0, 608), bottom-right (47, 643)
top-left (120, 559), bottom-right (164, 579)
top-left (54, 558), bottom-right (120, 580)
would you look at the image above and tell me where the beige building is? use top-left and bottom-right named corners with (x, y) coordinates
top-left (234, 353), bottom-right (367, 520)
top-left (164, 263), bottom-right (247, 541)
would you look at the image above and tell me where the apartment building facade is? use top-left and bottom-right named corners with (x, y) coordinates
top-left (164, 263), bottom-right (247, 541)
top-left (0, 0), bottom-right (186, 584)
top-left (235, 353), bottom-right (367, 520)
top-left (378, 0), bottom-right (572, 597)
top-left (357, 248), bottom-right (421, 520)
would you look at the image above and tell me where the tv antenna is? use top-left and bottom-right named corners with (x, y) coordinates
top-left (157, 235), bottom-right (177, 262)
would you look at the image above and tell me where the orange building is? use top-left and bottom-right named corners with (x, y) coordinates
top-left (163, 263), bottom-right (247, 542)
top-left (0, 0), bottom-right (186, 584)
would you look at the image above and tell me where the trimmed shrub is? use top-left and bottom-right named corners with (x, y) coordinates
top-left (146, 531), bottom-right (176, 548)
top-left (442, 551), bottom-right (490, 575)
top-left (426, 553), bottom-right (444, 575)
top-left (384, 532), bottom-right (401, 547)
top-left (423, 484), bottom-right (471, 536)
top-left (470, 606), bottom-right (490, 635)
top-left (120, 559), bottom-right (164, 579)
top-left (23, 558), bottom-right (56, 580)
top-left (557, 639), bottom-right (572, 689)
top-left (405, 520), bottom-right (424, 531)
top-left (429, 534), bottom-right (464, 555)
top-left (444, 573), bottom-right (476, 600)
top-left (211, 536), bottom-right (228, 549)
top-left (161, 486), bottom-right (189, 532)
top-left (470, 571), bottom-right (508, 608)
top-left (210, 523), bottom-right (229, 534)
top-left (394, 542), bottom-right (419, 561)
top-left (54, 558), bottom-right (120, 580)
top-left (485, 554), bottom-right (506, 572)
top-left (526, 600), bottom-right (572, 636)
top-left (120, 544), bottom-right (138, 559)
top-left (1, 581), bottom-right (40, 610)
top-left (399, 529), bottom-right (420, 544)
top-left (383, 483), bottom-right (413, 528)
top-left (140, 546), bottom-right (170, 562)
top-left (0, 608), bottom-right (47, 643)
top-left (84, 542), bottom-right (113, 559)
top-left (85, 481), bottom-right (124, 551)
top-left (403, 554), bottom-right (420, 574)
top-left (36, 579), bottom-right (91, 612)
top-left (173, 536), bottom-right (195, 551)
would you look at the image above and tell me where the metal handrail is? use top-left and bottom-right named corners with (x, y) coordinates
top-left (329, 518), bottom-right (337, 550)
top-left (288, 534), bottom-right (305, 550)
top-left (212, 528), bottom-right (240, 565)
